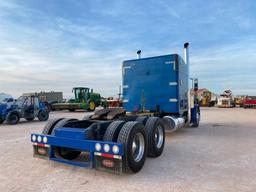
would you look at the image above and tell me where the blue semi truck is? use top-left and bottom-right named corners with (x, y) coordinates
top-left (31, 43), bottom-right (200, 173)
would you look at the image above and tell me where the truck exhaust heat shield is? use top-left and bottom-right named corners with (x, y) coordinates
top-left (163, 116), bottom-right (185, 132)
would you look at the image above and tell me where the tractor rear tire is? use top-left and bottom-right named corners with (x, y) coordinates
top-left (145, 117), bottom-right (165, 158)
top-left (103, 121), bottom-right (126, 142)
top-left (6, 112), bottom-right (20, 125)
top-left (117, 121), bottom-right (147, 173)
top-left (42, 118), bottom-right (64, 135)
top-left (38, 110), bottom-right (49, 121)
top-left (52, 118), bottom-right (81, 160)
top-left (88, 101), bottom-right (96, 111)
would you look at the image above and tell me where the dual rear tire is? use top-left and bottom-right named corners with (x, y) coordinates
top-left (42, 118), bottom-right (80, 160)
top-left (103, 117), bottom-right (165, 173)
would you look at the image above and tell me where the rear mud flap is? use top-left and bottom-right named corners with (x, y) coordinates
top-left (33, 145), bottom-right (49, 159)
top-left (94, 155), bottom-right (122, 174)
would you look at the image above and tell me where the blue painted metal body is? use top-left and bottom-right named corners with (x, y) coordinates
top-left (0, 103), bottom-right (9, 118)
top-left (122, 54), bottom-right (188, 115)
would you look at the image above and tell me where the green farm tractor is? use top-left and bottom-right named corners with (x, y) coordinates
top-left (51, 87), bottom-right (102, 112)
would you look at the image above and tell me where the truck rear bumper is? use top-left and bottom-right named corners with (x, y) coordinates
top-left (31, 134), bottom-right (124, 173)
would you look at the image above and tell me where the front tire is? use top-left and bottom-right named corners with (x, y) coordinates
top-left (6, 112), bottom-right (20, 125)
top-left (191, 112), bottom-right (200, 127)
top-left (117, 121), bottom-right (147, 173)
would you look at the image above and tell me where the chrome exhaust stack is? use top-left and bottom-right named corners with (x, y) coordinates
top-left (137, 50), bottom-right (141, 59)
top-left (184, 42), bottom-right (191, 126)
top-left (163, 43), bottom-right (190, 131)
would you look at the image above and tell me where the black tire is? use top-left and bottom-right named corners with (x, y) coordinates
top-left (103, 121), bottom-right (126, 142)
top-left (0, 117), bottom-right (4, 124)
top-left (117, 121), bottom-right (147, 173)
top-left (191, 112), bottom-right (200, 128)
top-left (87, 100), bottom-right (96, 111)
top-left (42, 118), bottom-right (64, 135)
top-left (6, 112), bottom-right (20, 125)
top-left (44, 102), bottom-right (52, 112)
top-left (135, 116), bottom-right (149, 125)
top-left (145, 117), bottom-right (165, 158)
top-left (52, 118), bottom-right (81, 160)
top-left (82, 114), bottom-right (92, 120)
top-left (68, 109), bottom-right (75, 112)
top-left (38, 110), bottom-right (49, 121)
top-left (26, 117), bottom-right (34, 121)
top-left (53, 118), bottom-right (78, 132)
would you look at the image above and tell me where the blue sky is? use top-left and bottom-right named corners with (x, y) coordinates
top-left (0, 0), bottom-right (255, 98)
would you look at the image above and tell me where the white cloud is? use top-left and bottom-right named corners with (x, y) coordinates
top-left (190, 40), bottom-right (256, 95)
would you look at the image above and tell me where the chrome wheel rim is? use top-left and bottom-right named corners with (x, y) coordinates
top-left (155, 125), bottom-right (164, 149)
top-left (132, 132), bottom-right (145, 162)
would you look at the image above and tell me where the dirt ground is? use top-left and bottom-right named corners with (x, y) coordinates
top-left (0, 107), bottom-right (255, 192)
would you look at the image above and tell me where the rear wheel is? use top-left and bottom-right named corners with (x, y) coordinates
top-left (145, 117), bottom-right (165, 157)
top-left (38, 110), bottom-right (49, 121)
top-left (6, 112), bottom-right (20, 125)
top-left (103, 121), bottom-right (125, 142)
top-left (135, 116), bottom-right (149, 125)
top-left (117, 121), bottom-right (147, 173)
top-left (42, 118), bottom-right (64, 135)
top-left (88, 101), bottom-right (96, 111)
top-left (68, 109), bottom-right (75, 112)
top-left (52, 118), bottom-right (81, 160)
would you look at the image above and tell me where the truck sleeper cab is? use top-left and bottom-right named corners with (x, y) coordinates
top-left (31, 43), bottom-right (200, 174)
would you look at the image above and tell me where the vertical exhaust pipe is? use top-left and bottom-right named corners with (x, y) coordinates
top-left (137, 50), bottom-right (141, 59)
top-left (184, 42), bottom-right (189, 64)
top-left (184, 42), bottom-right (191, 126)
top-left (163, 42), bottom-right (191, 130)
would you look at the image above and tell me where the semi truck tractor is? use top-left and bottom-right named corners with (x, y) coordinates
top-left (30, 43), bottom-right (200, 173)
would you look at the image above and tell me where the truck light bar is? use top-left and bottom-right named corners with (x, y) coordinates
top-left (94, 152), bottom-right (122, 160)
